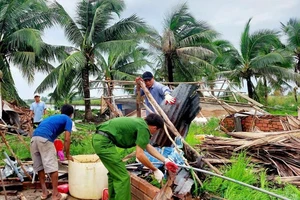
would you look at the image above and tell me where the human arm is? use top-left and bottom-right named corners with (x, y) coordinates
top-left (64, 131), bottom-right (73, 161)
top-left (136, 144), bottom-right (164, 181)
top-left (136, 145), bottom-right (159, 171)
top-left (160, 84), bottom-right (176, 105)
top-left (146, 144), bottom-right (178, 173)
top-left (43, 103), bottom-right (47, 116)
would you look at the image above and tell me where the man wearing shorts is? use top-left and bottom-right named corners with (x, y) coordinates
top-left (30, 104), bottom-right (74, 200)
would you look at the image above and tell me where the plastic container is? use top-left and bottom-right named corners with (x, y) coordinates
top-left (68, 154), bottom-right (108, 199)
top-left (57, 184), bottom-right (69, 193)
top-left (102, 188), bottom-right (109, 200)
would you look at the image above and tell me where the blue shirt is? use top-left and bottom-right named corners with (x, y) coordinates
top-left (141, 81), bottom-right (171, 113)
top-left (30, 101), bottom-right (46, 123)
top-left (33, 114), bottom-right (72, 142)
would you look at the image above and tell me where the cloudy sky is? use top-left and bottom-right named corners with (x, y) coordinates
top-left (12, 0), bottom-right (300, 99)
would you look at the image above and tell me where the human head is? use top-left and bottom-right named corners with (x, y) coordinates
top-left (34, 93), bottom-right (41, 102)
top-left (61, 104), bottom-right (74, 117)
top-left (145, 113), bottom-right (164, 134)
top-left (142, 71), bottom-right (154, 88)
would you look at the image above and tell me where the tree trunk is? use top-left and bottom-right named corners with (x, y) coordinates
top-left (295, 54), bottom-right (300, 86)
top-left (82, 67), bottom-right (93, 121)
top-left (246, 77), bottom-right (254, 99)
top-left (165, 54), bottom-right (173, 82)
top-left (263, 76), bottom-right (268, 104)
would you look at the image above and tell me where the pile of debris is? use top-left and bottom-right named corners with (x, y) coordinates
top-left (1, 101), bottom-right (32, 136)
top-left (200, 124), bottom-right (300, 187)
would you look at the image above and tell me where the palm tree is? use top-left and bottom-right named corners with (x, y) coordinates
top-left (146, 3), bottom-right (218, 82)
top-left (219, 18), bottom-right (294, 101)
top-left (0, 0), bottom-right (63, 105)
top-left (281, 18), bottom-right (300, 85)
top-left (36, 0), bottom-right (146, 121)
top-left (95, 46), bottom-right (151, 97)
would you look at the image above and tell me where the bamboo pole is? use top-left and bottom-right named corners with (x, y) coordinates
top-left (0, 168), bottom-right (8, 200)
top-left (136, 85), bottom-right (141, 117)
top-left (0, 129), bottom-right (32, 180)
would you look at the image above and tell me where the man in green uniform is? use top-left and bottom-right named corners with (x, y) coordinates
top-left (92, 113), bottom-right (178, 200)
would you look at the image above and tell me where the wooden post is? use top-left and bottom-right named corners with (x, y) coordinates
top-left (136, 85), bottom-right (141, 117)
top-left (0, 168), bottom-right (8, 200)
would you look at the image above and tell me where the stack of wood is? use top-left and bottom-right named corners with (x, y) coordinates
top-left (199, 130), bottom-right (300, 186)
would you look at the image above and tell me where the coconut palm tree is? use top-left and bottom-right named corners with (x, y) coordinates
top-left (219, 18), bottom-right (294, 101)
top-left (35, 0), bottom-right (146, 121)
top-left (95, 46), bottom-right (151, 97)
top-left (0, 0), bottom-right (65, 105)
top-left (145, 3), bottom-right (218, 82)
top-left (282, 18), bottom-right (300, 73)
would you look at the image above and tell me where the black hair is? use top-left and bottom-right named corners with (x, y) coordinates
top-left (61, 104), bottom-right (74, 116)
top-left (145, 113), bottom-right (164, 128)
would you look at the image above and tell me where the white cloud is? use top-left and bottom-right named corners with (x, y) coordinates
top-left (11, 0), bottom-right (300, 99)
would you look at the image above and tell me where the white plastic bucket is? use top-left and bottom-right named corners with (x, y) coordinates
top-left (68, 154), bottom-right (108, 199)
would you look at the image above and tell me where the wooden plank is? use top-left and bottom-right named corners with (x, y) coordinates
top-left (235, 92), bottom-right (264, 107)
top-left (0, 190), bottom-right (17, 195)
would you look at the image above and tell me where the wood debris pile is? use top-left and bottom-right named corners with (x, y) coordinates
top-left (1, 101), bottom-right (32, 135)
top-left (199, 129), bottom-right (300, 186)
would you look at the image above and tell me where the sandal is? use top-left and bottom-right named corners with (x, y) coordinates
top-left (41, 191), bottom-right (52, 200)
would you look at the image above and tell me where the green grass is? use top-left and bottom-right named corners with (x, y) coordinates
top-left (71, 99), bottom-right (101, 105)
top-left (265, 95), bottom-right (299, 115)
top-left (0, 135), bottom-right (31, 165)
top-left (202, 153), bottom-right (300, 200)
top-left (185, 118), bottom-right (225, 147)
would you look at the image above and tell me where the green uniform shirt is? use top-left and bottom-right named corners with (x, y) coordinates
top-left (96, 117), bottom-right (151, 149)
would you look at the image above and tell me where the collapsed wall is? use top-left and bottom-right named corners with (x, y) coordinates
top-left (221, 114), bottom-right (287, 132)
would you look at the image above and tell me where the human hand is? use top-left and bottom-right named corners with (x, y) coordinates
top-left (164, 158), bottom-right (178, 173)
top-left (165, 94), bottom-right (176, 105)
top-left (153, 169), bottom-right (164, 182)
top-left (66, 154), bottom-right (73, 161)
top-left (135, 77), bottom-right (143, 84)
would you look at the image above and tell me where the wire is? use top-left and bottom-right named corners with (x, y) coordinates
top-left (177, 164), bottom-right (291, 200)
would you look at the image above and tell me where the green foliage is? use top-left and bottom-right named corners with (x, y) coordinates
top-left (265, 95), bottom-right (298, 115)
top-left (185, 118), bottom-right (224, 147)
top-left (0, 135), bottom-right (31, 165)
top-left (147, 3), bottom-right (218, 82)
top-left (202, 153), bottom-right (300, 200)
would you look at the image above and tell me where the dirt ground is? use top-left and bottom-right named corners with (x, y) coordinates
top-left (199, 102), bottom-right (255, 118)
top-left (0, 190), bottom-right (79, 200)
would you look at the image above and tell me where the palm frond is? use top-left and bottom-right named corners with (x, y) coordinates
top-left (240, 18), bottom-right (252, 61)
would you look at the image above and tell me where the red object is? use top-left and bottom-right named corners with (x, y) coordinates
top-left (54, 139), bottom-right (64, 151)
top-left (102, 188), bottom-right (109, 200)
top-left (165, 161), bottom-right (178, 173)
top-left (57, 184), bottom-right (69, 193)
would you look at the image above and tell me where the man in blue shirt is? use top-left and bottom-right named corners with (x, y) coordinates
top-left (136, 71), bottom-right (176, 114)
top-left (30, 93), bottom-right (46, 128)
top-left (30, 104), bottom-right (74, 200)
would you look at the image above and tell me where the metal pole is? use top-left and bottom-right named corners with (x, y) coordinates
top-left (177, 165), bottom-right (290, 200)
